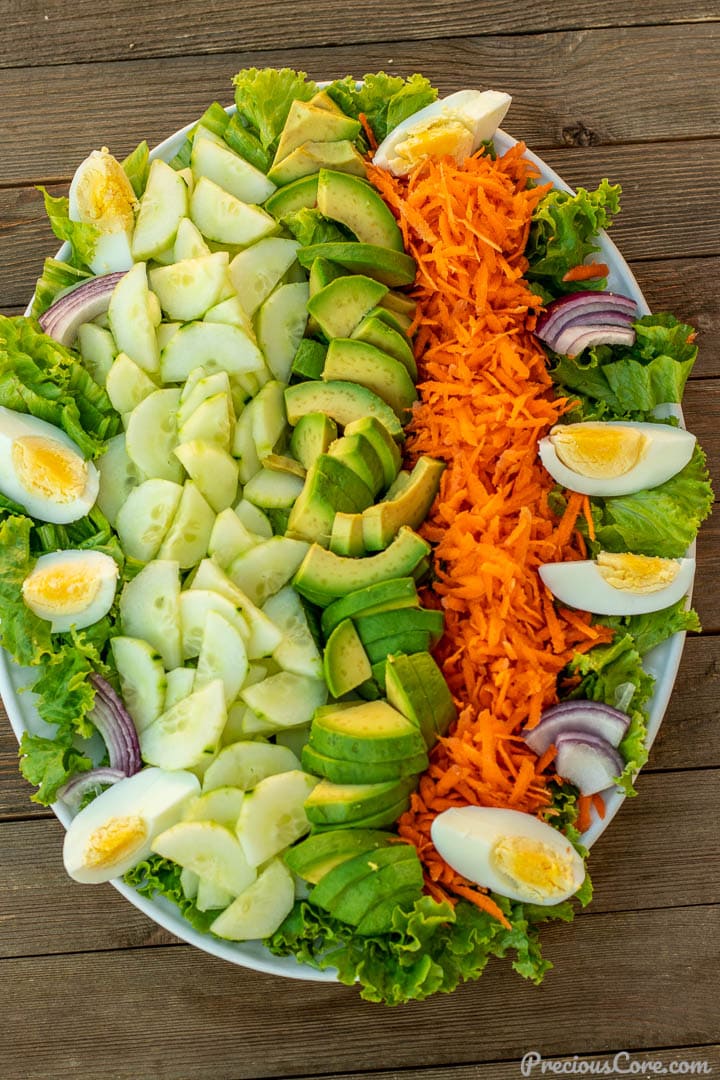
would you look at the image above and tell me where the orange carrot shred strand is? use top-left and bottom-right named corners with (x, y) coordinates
top-left (562, 262), bottom-right (610, 282)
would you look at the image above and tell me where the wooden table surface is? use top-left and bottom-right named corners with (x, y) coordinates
top-left (2, 3), bottom-right (719, 1077)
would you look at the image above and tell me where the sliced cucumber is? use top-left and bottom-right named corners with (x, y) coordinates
top-left (156, 322), bottom-right (181, 352)
top-left (115, 478), bottom-right (183, 563)
top-left (243, 467), bottom-right (304, 510)
top-left (151, 818), bottom-right (256, 896)
top-left (105, 352), bottom-right (158, 417)
top-left (177, 370), bottom-right (232, 427)
top-left (263, 586), bottom-right (323, 679)
top-left (161, 321), bottom-right (266, 384)
top-left (107, 262), bottom-right (159, 375)
top-left (240, 671), bottom-right (327, 731)
top-left (196, 878), bottom-right (235, 912)
top-left (132, 159), bottom-right (189, 261)
top-left (125, 388), bottom-right (183, 482)
top-left (251, 379), bottom-right (287, 460)
top-left (221, 703), bottom-right (268, 745)
top-left (210, 857), bottom-right (294, 940)
top-left (149, 251), bottom-right (231, 322)
top-left (255, 282), bottom-right (309, 383)
top-left (195, 610), bottom-right (249, 705)
top-left (140, 678), bottom-right (227, 770)
top-left (77, 322), bottom-right (116, 386)
top-left (96, 433), bottom-right (141, 528)
top-left (119, 559), bottom-right (182, 670)
top-left (203, 740), bottom-right (300, 792)
top-left (179, 587), bottom-right (249, 660)
top-left (110, 636), bottom-right (166, 733)
top-left (157, 480), bottom-right (215, 569)
top-left (173, 216), bottom-right (211, 260)
top-left (275, 725), bottom-right (311, 758)
top-left (232, 402), bottom-right (262, 484)
top-left (165, 666), bottom-right (196, 709)
top-left (204, 294), bottom-right (255, 339)
top-left (235, 769), bottom-right (317, 867)
top-left (191, 135), bottom-right (276, 205)
top-left (178, 391), bottom-right (234, 453)
top-left (180, 866), bottom-right (199, 900)
top-left (190, 176), bottom-right (277, 247)
top-left (234, 498), bottom-right (273, 539)
top-left (182, 785), bottom-right (245, 829)
top-left (227, 537), bottom-right (309, 607)
top-left (229, 238), bottom-right (299, 317)
top-left (208, 507), bottom-right (260, 568)
top-left (189, 560), bottom-right (283, 659)
top-left (173, 439), bottom-right (239, 513)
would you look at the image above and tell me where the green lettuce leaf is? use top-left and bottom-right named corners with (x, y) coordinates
top-left (124, 856), bottom-right (217, 934)
top-left (30, 259), bottom-right (92, 319)
top-left (232, 68), bottom-right (318, 156)
top-left (18, 732), bottom-right (92, 805)
top-left (326, 72), bottom-right (437, 145)
top-left (526, 179), bottom-right (621, 295)
top-left (36, 187), bottom-right (100, 270)
top-left (223, 112), bottom-right (270, 174)
top-left (0, 516), bottom-right (54, 666)
top-left (598, 601), bottom-right (701, 657)
top-left (169, 102), bottom-right (231, 171)
top-left (121, 140), bottom-right (150, 198)
top-left (280, 208), bottom-right (349, 246)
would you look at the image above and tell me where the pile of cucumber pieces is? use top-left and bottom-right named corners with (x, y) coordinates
top-left (74, 89), bottom-right (457, 940)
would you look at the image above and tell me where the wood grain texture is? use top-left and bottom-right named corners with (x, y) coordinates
top-left (1, 2), bottom-right (718, 69)
top-left (1, 904), bottom-right (718, 1078)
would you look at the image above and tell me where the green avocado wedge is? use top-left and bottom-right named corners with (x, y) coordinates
top-left (323, 338), bottom-right (418, 419)
top-left (391, 651), bottom-right (457, 739)
top-left (320, 577), bottom-right (419, 639)
top-left (328, 433), bottom-right (385, 496)
top-left (362, 455), bottom-right (445, 551)
top-left (323, 617), bottom-right (372, 697)
top-left (308, 793), bottom-right (413, 832)
top-left (304, 776), bottom-right (417, 826)
top-left (301, 743), bottom-right (429, 784)
top-left (343, 416), bottom-right (402, 490)
top-left (272, 102), bottom-right (361, 166)
top-left (285, 380), bottom-right (403, 441)
top-left (351, 314), bottom-right (417, 379)
top-left (329, 511), bottom-right (366, 557)
top-left (291, 339), bottom-right (327, 382)
top-left (264, 174), bottom-right (319, 219)
top-left (284, 828), bottom-right (394, 884)
top-left (317, 169), bottom-right (404, 252)
top-left (307, 275), bottom-right (388, 340)
top-left (309, 699), bottom-right (426, 763)
top-left (364, 629), bottom-right (432, 665)
top-left (309, 843), bottom-right (416, 912)
top-left (297, 242), bottom-right (417, 287)
top-left (267, 140), bottom-right (367, 186)
top-left (328, 848), bottom-right (424, 926)
top-left (355, 606), bottom-right (445, 646)
top-left (288, 412), bottom-right (337, 471)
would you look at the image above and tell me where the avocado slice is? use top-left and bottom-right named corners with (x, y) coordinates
top-left (308, 256), bottom-right (345, 295)
top-left (328, 433), bottom-right (385, 496)
top-left (286, 454), bottom-right (370, 545)
top-left (355, 886), bottom-right (421, 935)
top-left (309, 699), bottom-right (426, 763)
top-left (401, 651), bottom-right (457, 737)
top-left (293, 526), bottom-right (430, 606)
top-left (289, 411), bottom-right (337, 470)
top-left (264, 174), bottom-right (319, 220)
top-left (291, 338), bottom-right (327, 381)
top-left (323, 617), bottom-right (372, 698)
top-left (385, 651), bottom-right (457, 747)
top-left (324, 339), bottom-right (417, 419)
top-left (343, 416), bottom-right (402, 491)
top-left (362, 455), bottom-right (444, 551)
top-left (351, 314), bottom-right (417, 379)
top-left (284, 828), bottom-right (394, 884)
top-left (285, 380), bottom-right (403, 440)
top-left (355, 607), bottom-right (445, 646)
top-left (301, 743), bottom-right (428, 784)
top-left (309, 843), bottom-right (415, 912)
top-left (364, 630), bottom-right (432, 665)
top-left (329, 512), bottom-right (365, 557)
top-left (309, 90), bottom-right (345, 114)
top-left (317, 169), bottom-right (404, 252)
top-left (297, 242), bottom-right (416, 287)
top-left (369, 305), bottom-right (412, 336)
top-left (315, 453), bottom-right (374, 511)
top-left (272, 102), bottom-right (361, 166)
top-left (305, 776), bottom-right (417, 826)
top-left (310, 793), bottom-right (413, 832)
top-left (307, 275), bottom-right (388, 340)
top-left (320, 577), bottom-right (419, 638)
top-left (381, 290), bottom-right (417, 321)
top-left (328, 847), bottom-right (423, 925)
top-left (268, 140), bottom-right (367, 186)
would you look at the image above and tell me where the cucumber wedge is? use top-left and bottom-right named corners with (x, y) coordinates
top-left (157, 481), bottom-right (215, 569)
top-left (115, 478), bottom-right (183, 562)
top-left (110, 636), bottom-right (166, 733)
top-left (149, 251), bottom-right (231, 322)
top-left (229, 238), bottom-right (300, 317)
top-left (262, 585), bottom-right (323, 679)
top-left (105, 352), bottom-right (157, 416)
top-left (179, 587), bottom-right (249, 660)
top-left (125, 388), bottom-right (183, 483)
top-left (227, 537), bottom-right (309, 607)
top-left (195, 610), bottom-right (249, 705)
top-left (190, 176), bottom-right (277, 246)
top-left (132, 159), bottom-right (189, 261)
top-left (140, 678), bottom-right (227, 771)
top-left (95, 433), bottom-right (141, 529)
top-left (203, 740), bottom-right (300, 792)
top-left (119, 560), bottom-right (182, 670)
top-left (210, 857), bottom-right (294, 940)
top-left (255, 283), bottom-right (309, 383)
top-left (191, 135), bottom-right (276, 205)
top-left (240, 671), bottom-right (327, 731)
top-left (107, 262), bottom-right (159, 375)
top-left (161, 321), bottom-right (265, 384)
top-left (152, 818), bottom-right (256, 896)
top-left (235, 770), bottom-right (318, 866)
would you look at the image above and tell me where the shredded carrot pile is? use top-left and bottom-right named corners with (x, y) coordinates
top-left (367, 146), bottom-right (614, 919)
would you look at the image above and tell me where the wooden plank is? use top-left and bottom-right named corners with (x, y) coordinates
top-left (2, 22), bottom-right (720, 185)
top-left (1, 3), bottom-right (718, 69)
top-left (1, 904), bottom-right (718, 1077)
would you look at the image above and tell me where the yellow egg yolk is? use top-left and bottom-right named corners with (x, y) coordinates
top-left (491, 834), bottom-right (576, 902)
top-left (12, 436), bottom-right (88, 504)
top-left (389, 118), bottom-right (474, 175)
top-left (23, 562), bottom-right (102, 616)
top-left (83, 816), bottom-right (148, 870)
top-left (551, 425), bottom-right (649, 478)
top-left (596, 551), bottom-right (681, 594)
top-left (74, 150), bottom-right (137, 232)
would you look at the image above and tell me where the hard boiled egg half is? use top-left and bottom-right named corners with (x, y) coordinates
top-left (0, 406), bottom-right (99, 523)
top-left (373, 89), bottom-right (512, 177)
top-left (431, 806), bottom-right (585, 905)
top-left (538, 421), bottom-right (696, 496)
top-left (23, 549), bottom-right (119, 633)
top-left (63, 767), bottom-right (200, 883)
top-left (540, 551), bottom-right (695, 616)
top-left (68, 148), bottom-right (137, 274)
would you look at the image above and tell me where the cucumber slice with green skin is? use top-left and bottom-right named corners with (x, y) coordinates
top-left (161, 321), bottom-right (266, 384)
top-left (140, 678), bottom-right (227, 771)
top-left (189, 560), bottom-right (282, 659)
top-left (196, 878), bottom-right (235, 912)
top-left (235, 705), bottom-right (277, 737)
top-left (264, 174), bottom-right (319, 219)
top-left (116, 478), bottom-right (184, 563)
top-left (179, 587), bottom-right (249, 660)
top-left (125, 388), bottom-right (183, 483)
top-left (210, 857), bottom-right (295, 940)
top-left (182, 786), bottom-right (245, 830)
top-left (132, 159), bottom-right (189, 261)
top-left (148, 251), bottom-right (231, 322)
top-left (208, 507), bottom-right (260, 568)
top-left (106, 352), bottom-right (158, 416)
top-left (251, 379), bottom-right (288, 460)
top-left (191, 135), bottom-right (276, 205)
top-left (243, 467), bottom-right (304, 510)
top-left (190, 176), bottom-right (278, 247)
top-left (263, 585), bottom-right (323, 679)
top-left (96, 433), bottom-right (141, 529)
top-left (232, 400), bottom-right (262, 484)
top-left (309, 844), bottom-right (414, 911)
top-left (256, 282), bottom-right (309, 383)
top-left (178, 370), bottom-right (233, 427)
top-left (227, 536), bottom-right (309, 607)
top-left (107, 262), bottom-right (160, 375)
top-left (240, 671), bottom-right (327, 731)
top-left (310, 700), bottom-right (426, 763)
top-left (180, 867), bottom-right (199, 900)
top-left (173, 439), bottom-right (239, 513)
top-left (203, 741), bottom-right (300, 793)
top-left (195, 610), bottom-right (249, 705)
top-left (173, 216), bottom-right (211, 260)
top-left (300, 743), bottom-right (428, 784)
top-left (355, 607), bottom-right (445, 646)
top-left (284, 828), bottom-right (393, 884)
top-left (110, 636), bottom-right (166, 734)
top-left (156, 322), bottom-right (181, 352)
top-left (221, 703), bottom-right (267, 744)
top-left (285, 380), bottom-right (403, 441)
top-left (119, 559), bottom-right (182, 670)
top-left (179, 392), bottom-right (234, 453)
top-left (323, 618), bottom-right (372, 698)
top-left (229, 238), bottom-right (300, 317)
top-left (157, 481), bottom-right (215, 569)
top-left (291, 339), bottom-right (327, 382)
top-left (151, 818), bottom-right (256, 896)
top-left (235, 769), bottom-right (318, 867)
top-left (164, 667), bottom-right (195, 710)
top-left (275, 724), bottom-right (311, 760)
top-left (204, 295), bottom-right (256, 339)
top-left (304, 776), bottom-right (416, 826)
top-left (234, 498), bottom-right (273, 539)
top-left (330, 856), bottom-right (423, 927)
top-left (77, 322), bottom-right (116, 386)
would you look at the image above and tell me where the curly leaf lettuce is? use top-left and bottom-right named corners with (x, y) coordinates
top-left (36, 187), bottom-right (100, 270)
top-left (0, 516), bottom-right (53, 666)
top-left (30, 259), bottom-right (92, 319)
top-left (326, 72), bottom-right (437, 145)
top-left (18, 732), bottom-right (92, 805)
top-left (280, 208), bottom-right (349, 246)
top-left (124, 856), bottom-right (217, 934)
top-left (599, 600), bottom-right (701, 657)
top-left (233, 68), bottom-right (318, 157)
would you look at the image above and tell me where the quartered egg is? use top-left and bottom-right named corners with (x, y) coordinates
top-left (63, 767), bottom-right (200, 883)
top-left (68, 148), bottom-right (137, 274)
top-left (22, 549), bottom-right (120, 633)
top-left (538, 421), bottom-right (696, 497)
top-left (372, 89), bottom-right (512, 177)
top-left (0, 406), bottom-right (99, 523)
top-left (539, 551), bottom-right (695, 616)
top-left (431, 805), bottom-right (585, 905)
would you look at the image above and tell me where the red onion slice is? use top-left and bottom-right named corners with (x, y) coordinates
top-left (523, 700), bottom-right (631, 755)
top-left (58, 766), bottom-right (125, 810)
top-left (88, 673), bottom-right (142, 777)
top-left (536, 290), bottom-right (637, 338)
top-left (38, 272), bottom-right (126, 346)
top-left (553, 324), bottom-right (637, 357)
top-left (554, 732), bottom-right (626, 795)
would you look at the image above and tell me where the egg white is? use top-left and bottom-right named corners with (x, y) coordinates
top-left (538, 421), bottom-right (696, 496)
top-left (373, 89), bottom-right (512, 176)
top-left (431, 805), bottom-right (585, 905)
top-left (0, 406), bottom-right (99, 523)
top-left (539, 555), bottom-right (695, 616)
top-left (22, 549), bottom-right (120, 633)
top-left (68, 149), bottom-right (136, 274)
top-left (63, 767), bottom-right (200, 883)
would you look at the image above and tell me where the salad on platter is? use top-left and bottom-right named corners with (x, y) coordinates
top-left (0, 67), bottom-right (713, 1005)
